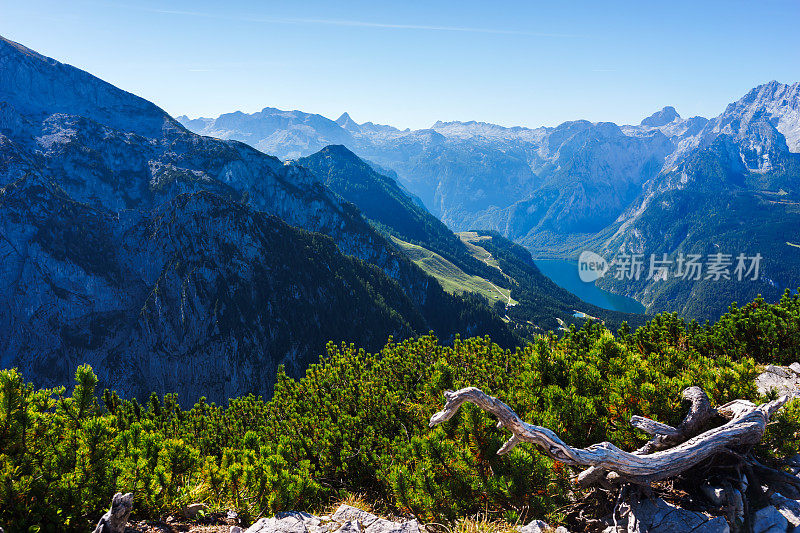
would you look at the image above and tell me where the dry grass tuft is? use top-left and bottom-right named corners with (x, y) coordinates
top-left (424, 511), bottom-right (522, 533)
top-left (323, 492), bottom-right (378, 517)
top-left (449, 517), bottom-right (519, 533)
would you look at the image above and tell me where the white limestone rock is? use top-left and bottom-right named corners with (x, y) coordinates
top-left (333, 520), bottom-right (360, 533)
top-left (329, 506), bottom-right (419, 533)
top-left (244, 511), bottom-right (324, 533)
top-left (766, 365), bottom-right (791, 379)
top-left (364, 518), bottom-right (419, 533)
top-left (517, 519), bottom-right (550, 533)
top-left (332, 505), bottom-right (380, 528)
top-left (92, 492), bottom-right (134, 533)
top-left (756, 366), bottom-right (800, 397)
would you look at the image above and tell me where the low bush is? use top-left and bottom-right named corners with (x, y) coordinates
top-left (2, 293), bottom-right (800, 531)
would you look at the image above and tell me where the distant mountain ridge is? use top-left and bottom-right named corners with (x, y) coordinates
top-left (179, 80), bottom-right (800, 320)
top-left (641, 106), bottom-right (681, 127)
top-left (297, 144), bottom-right (643, 331)
top-left (599, 88), bottom-right (800, 317)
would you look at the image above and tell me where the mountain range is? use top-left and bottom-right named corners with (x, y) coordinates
top-left (179, 82), bottom-right (800, 320)
top-left (3, 31), bottom-right (796, 404)
top-left (296, 144), bottom-right (643, 330)
top-left (0, 36), bottom-right (635, 403)
top-left (0, 36), bottom-right (514, 403)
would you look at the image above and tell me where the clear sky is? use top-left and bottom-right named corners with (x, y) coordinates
top-left (2, 0), bottom-right (799, 130)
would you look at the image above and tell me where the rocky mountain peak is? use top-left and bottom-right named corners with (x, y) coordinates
top-left (714, 80), bottom-right (800, 151)
top-left (641, 106), bottom-right (681, 127)
top-left (336, 112), bottom-right (361, 132)
top-left (0, 35), bottom-right (175, 139)
top-left (317, 143), bottom-right (360, 160)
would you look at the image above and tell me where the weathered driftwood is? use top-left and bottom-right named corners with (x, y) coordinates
top-left (429, 387), bottom-right (789, 485)
top-left (93, 492), bottom-right (133, 533)
top-left (576, 386), bottom-right (719, 487)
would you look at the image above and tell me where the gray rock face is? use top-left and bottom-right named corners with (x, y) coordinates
top-left (756, 365), bottom-right (800, 397)
top-left (332, 521), bottom-right (360, 533)
top-left (771, 493), bottom-right (800, 528)
top-left (92, 492), bottom-right (133, 533)
top-left (332, 506), bottom-right (380, 528)
top-left (620, 497), bottom-right (729, 533)
top-left (766, 365), bottom-right (792, 379)
top-left (245, 511), bottom-right (323, 533)
top-left (0, 36), bottom-right (170, 139)
top-left (753, 505), bottom-right (789, 533)
top-left (364, 518), bottom-right (419, 533)
top-left (708, 80), bottom-right (800, 153)
top-left (610, 494), bottom-right (800, 533)
top-left (244, 506), bottom-right (419, 533)
top-left (328, 505), bottom-right (420, 532)
top-left (517, 519), bottom-right (551, 533)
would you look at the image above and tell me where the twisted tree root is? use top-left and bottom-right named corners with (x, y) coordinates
top-left (577, 386), bottom-right (718, 487)
top-left (429, 387), bottom-right (789, 486)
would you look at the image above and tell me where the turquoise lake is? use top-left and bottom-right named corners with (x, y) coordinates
top-left (533, 259), bottom-right (646, 314)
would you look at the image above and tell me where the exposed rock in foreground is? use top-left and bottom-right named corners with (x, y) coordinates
top-left (242, 506), bottom-right (421, 533)
top-left (757, 364), bottom-right (800, 398)
top-left (92, 492), bottom-right (133, 533)
top-left (235, 494), bottom-right (800, 532)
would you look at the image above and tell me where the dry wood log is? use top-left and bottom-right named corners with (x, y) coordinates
top-left (429, 387), bottom-right (789, 486)
top-left (576, 386), bottom-right (719, 487)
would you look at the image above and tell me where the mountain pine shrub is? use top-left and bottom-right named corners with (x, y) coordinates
top-left (1, 294), bottom-right (800, 530)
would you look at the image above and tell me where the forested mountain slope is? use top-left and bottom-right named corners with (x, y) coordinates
top-left (0, 35), bottom-right (515, 403)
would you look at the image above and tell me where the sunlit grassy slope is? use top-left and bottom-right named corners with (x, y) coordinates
top-left (391, 235), bottom-right (517, 307)
top-left (458, 231), bottom-right (504, 272)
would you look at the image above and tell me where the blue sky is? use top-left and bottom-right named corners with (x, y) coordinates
top-left (3, 0), bottom-right (799, 129)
